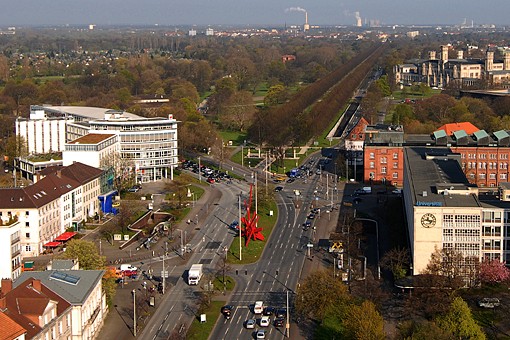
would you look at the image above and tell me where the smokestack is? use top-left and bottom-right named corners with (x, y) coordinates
top-left (305, 11), bottom-right (308, 24)
top-left (303, 11), bottom-right (310, 31)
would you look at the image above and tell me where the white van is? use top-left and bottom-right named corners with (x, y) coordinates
top-left (254, 301), bottom-right (264, 314)
top-left (362, 186), bottom-right (372, 194)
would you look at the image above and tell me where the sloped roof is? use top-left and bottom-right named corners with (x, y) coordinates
top-left (3, 278), bottom-right (72, 339)
top-left (39, 162), bottom-right (102, 185)
top-left (436, 122), bottom-right (479, 136)
top-left (0, 312), bottom-right (27, 340)
top-left (14, 270), bottom-right (104, 305)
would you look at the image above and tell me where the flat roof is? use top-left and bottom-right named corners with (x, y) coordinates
top-left (67, 133), bottom-right (116, 145)
top-left (404, 147), bottom-right (480, 208)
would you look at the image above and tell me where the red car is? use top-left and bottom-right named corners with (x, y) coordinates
top-left (122, 269), bottom-right (138, 278)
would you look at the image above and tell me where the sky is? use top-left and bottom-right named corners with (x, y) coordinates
top-left (0, 0), bottom-right (508, 27)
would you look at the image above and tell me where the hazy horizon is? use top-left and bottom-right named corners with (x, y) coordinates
top-left (0, 0), bottom-right (508, 27)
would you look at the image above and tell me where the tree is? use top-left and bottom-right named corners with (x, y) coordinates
top-left (422, 246), bottom-right (466, 289)
top-left (5, 135), bottom-right (27, 166)
top-left (295, 270), bottom-right (350, 321)
top-left (380, 247), bottom-right (410, 280)
top-left (165, 173), bottom-right (194, 208)
top-left (343, 300), bottom-right (385, 340)
top-left (218, 90), bottom-right (256, 132)
top-left (398, 320), bottom-right (454, 340)
top-left (59, 239), bottom-right (105, 270)
top-left (436, 297), bottom-right (486, 340)
top-left (479, 258), bottom-right (510, 284)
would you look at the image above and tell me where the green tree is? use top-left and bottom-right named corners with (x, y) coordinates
top-left (380, 247), bottom-right (410, 280)
top-left (5, 135), bottom-right (27, 166)
top-left (295, 270), bottom-right (350, 321)
top-left (436, 297), bottom-right (486, 340)
top-left (343, 300), bottom-right (385, 340)
top-left (60, 239), bottom-right (105, 270)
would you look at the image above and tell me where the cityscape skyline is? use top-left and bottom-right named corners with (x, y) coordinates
top-left (0, 0), bottom-right (508, 27)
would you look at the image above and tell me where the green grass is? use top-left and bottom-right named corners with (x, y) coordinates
top-left (186, 300), bottom-right (224, 340)
top-left (213, 275), bottom-right (236, 291)
top-left (218, 131), bottom-right (247, 146)
top-left (253, 82), bottom-right (269, 97)
top-left (227, 199), bottom-right (278, 264)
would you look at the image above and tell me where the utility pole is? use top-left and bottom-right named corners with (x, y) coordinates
top-left (239, 193), bottom-right (242, 261)
top-left (255, 172), bottom-right (258, 226)
top-left (286, 290), bottom-right (290, 338)
top-left (198, 157), bottom-right (201, 182)
top-left (132, 289), bottom-right (137, 336)
top-left (162, 242), bottom-right (167, 294)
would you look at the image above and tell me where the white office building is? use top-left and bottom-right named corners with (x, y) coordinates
top-left (0, 218), bottom-right (21, 282)
top-left (25, 105), bottom-right (179, 183)
top-left (64, 133), bottom-right (120, 169)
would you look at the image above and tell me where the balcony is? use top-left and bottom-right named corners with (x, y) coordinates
top-left (11, 236), bottom-right (20, 245)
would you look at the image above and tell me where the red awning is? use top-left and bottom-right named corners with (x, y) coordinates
top-left (44, 241), bottom-right (62, 248)
top-left (54, 232), bottom-right (77, 242)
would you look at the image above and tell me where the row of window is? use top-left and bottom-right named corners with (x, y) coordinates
top-left (369, 162), bottom-right (400, 169)
top-left (368, 152), bottom-right (399, 160)
top-left (464, 153), bottom-right (509, 160)
top-left (369, 171), bottom-right (399, 179)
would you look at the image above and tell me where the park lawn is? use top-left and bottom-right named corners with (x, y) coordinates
top-left (253, 82), bottom-right (269, 97)
top-left (219, 131), bottom-right (247, 146)
top-left (186, 300), bottom-right (224, 340)
top-left (227, 199), bottom-right (278, 264)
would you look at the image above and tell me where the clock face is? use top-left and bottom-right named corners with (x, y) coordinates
top-left (421, 213), bottom-right (436, 228)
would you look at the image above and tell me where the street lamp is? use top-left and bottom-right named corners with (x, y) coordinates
top-left (132, 289), bottom-right (137, 336)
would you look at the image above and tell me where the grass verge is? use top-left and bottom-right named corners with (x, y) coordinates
top-left (186, 300), bottom-right (224, 340)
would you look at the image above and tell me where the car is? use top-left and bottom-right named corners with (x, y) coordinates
top-left (245, 319), bottom-right (256, 329)
top-left (259, 316), bottom-right (270, 327)
top-left (478, 298), bottom-right (500, 308)
top-left (274, 317), bottom-right (285, 327)
top-left (256, 330), bottom-right (266, 339)
top-left (221, 305), bottom-right (233, 318)
top-left (206, 177), bottom-right (215, 184)
top-left (308, 213), bottom-right (315, 219)
top-left (263, 306), bottom-right (275, 316)
top-left (127, 187), bottom-right (140, 192)
top-left (311, 208), bottom-right (319, 214)
top-left (287, 178), bottom-right (295, 183)
top-left (274, 186), bottom-right (283, 192)
top-left (229, 221), bottom-right (239, 231)
top-left (392, 188), bottom-right (402, 194)
top-left (221, 305), bottom-right (233, 314)
top-left (275, 308), bottom-right (287, 318)
top-left (303, 220), bottom-right (312, 229)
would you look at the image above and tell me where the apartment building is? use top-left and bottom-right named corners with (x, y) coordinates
top-left (14, 270), bottom-right (106, 340)
top-left (0, 217), bottom-right (22, 282)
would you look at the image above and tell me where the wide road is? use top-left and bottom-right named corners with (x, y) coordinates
top-left (210, 163), bottom-right (325, 340)
top-left (137, 178), bottom-right (250, 340)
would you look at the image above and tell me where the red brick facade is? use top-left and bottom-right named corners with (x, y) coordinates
top-left (363, 145), bottom-right (510, 188)
top-left (363, 145), bottom-right (404, 186)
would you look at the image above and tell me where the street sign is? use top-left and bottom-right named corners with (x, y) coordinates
top-left (161, 271), bottom-right (169, 278)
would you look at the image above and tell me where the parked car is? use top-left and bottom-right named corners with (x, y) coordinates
top-left (478, 298), bottom-right (500, 308)
top-left (303, 220), bottom-right (312, 229)
top-left (274, 186), bottom-right (283, 192)
top-left (127, 186), bottom-right (140, 192)
top-left (392, 188), bottom-right (402, 194)
top-left (245, 319), bottom-right (256, 329)
top-left (229, 221), bottom-right (239, 231)
top-left (308, 213), bottom-right (315, 219)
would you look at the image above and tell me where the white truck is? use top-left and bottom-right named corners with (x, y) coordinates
top-left (188, 264), bottom-right (203, 285)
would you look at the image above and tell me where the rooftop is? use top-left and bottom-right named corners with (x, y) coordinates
top-left (436, 122), bottom-right (479, 136)
top-left (404, 147), bottom-right (480, 208)
top-left (67, 133), bottom-right (116, 145)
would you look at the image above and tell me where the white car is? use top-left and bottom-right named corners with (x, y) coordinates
top-left (260, 316), bottom-right (270, 327)
top-left (256, 330), bottom-right (266, 339)
top-left (245, 319), bottom-right (256, 329)
top-left (392, 188), bottom-right (402, 194)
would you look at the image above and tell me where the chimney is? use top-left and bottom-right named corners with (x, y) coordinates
top-left (32, 279), bottom-right (42, 292)
top-left (1, 279), bottom-right (12, 293)
top-left (0, 295), bottom-right (6, 310)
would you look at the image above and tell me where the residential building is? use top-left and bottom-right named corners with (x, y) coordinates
top-left (0, 216), bottom-right (22, 282)
top-left (14, 270), bottom-right (106, 340)
top-left (0, 162), bottom-right (103, 257)
top-left (0, 312), bottom-right (26, 340)
top-left (1, 278), bottom-right (73, 340)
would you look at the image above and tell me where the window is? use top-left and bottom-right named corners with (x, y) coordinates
top-left (25, 245), bottom-right (31, 251)
top-left (393, 153), bottom-right (398, 159)
top-left (381, 167), bottom-right (387, 174)
top-left (25, 233), bottom-right (30, 238)
top-left (369, 162), bottom-right (375, 169)
top-left (501, 174), bottom-right (507, 180)
top-left (392, 172), bottom-right (398, 179)
top-left (393, 162), bottom-right (398, 169)
top-left (381, 157), bottom-right (387, 164)
top-left (25, 222), bottom-right (29, 227)
top-left (369, 152), bottom-right (375, 160)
